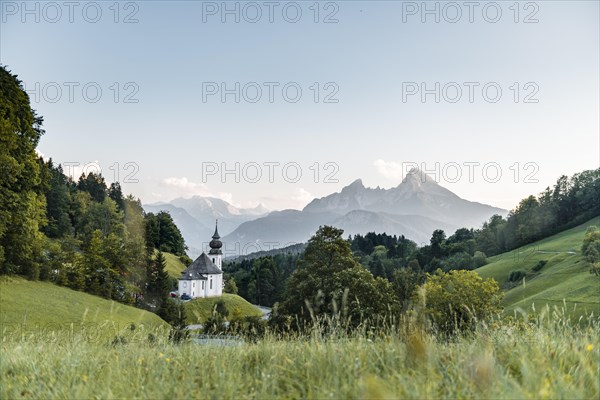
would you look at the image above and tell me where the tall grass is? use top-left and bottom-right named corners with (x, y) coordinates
top-left (1, 305), bottom-right (598, 399)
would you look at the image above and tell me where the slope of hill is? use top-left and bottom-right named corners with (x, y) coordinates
top-left (154, 250), bottom-right (188, 279)
top-left (184, 293), bottom-right (262, 323)
top-left (0, 277), bottom-right (168, 336)
top-left (477, 217), bottom-right (600, 317)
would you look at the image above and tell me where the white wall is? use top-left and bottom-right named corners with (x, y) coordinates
top-left (178, 274), bottom-right (222, 298)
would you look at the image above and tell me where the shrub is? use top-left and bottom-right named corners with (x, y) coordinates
top-left (419, 270), bottom-right (502, 335)
top-left (204, 314), bottom-right (226, 334)
top-left (443, 252), bottom-right (473, 272)
top-left (179, 254), bottom-right (193, 266)
top-left (229, 315), bottom-right (267, 340)
top-left (392, 268), bottom-right (425, 309)
top-left (532, 260), bottom-right (547, 272)
top-left (582, 227), bottom-right (600, 278)
top-left (508, 270), bottom-right (527, 282)
top-left (472, 251), bottom-right (488, 268)
top-left (224, 278), bottom-right (239, 294)
top-left (214, 299), bottom-right (229, 318)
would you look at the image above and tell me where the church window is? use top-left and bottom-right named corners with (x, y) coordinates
top-left (212, 258), bottom-right (215, 263)
top-left (202, 281), bottom-right (205, 289)
top-left (193, 282), bottom-right (195, 287)
top-left (183, 282), bottom-right (187, 288)
top-left (210, 279), bottom-right (213, 289)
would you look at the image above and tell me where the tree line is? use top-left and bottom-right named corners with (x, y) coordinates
top-left (0, 66), bottom-right (188, 324)
top-left (224, 168), bottom-right (599, 323)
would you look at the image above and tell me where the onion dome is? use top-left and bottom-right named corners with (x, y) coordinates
top-left (209, 220), bottom-right (222, 254)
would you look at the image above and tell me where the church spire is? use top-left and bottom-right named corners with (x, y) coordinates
top-left (209, 219), bottom-right (222, 254)
top-left (212, 219), bottom-right (220, 239)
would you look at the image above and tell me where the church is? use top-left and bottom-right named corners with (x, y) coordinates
top-left (178, 222), bottom-right (223, 298)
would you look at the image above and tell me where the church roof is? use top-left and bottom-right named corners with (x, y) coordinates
top-left (179, 253), bottom-right (222, 280)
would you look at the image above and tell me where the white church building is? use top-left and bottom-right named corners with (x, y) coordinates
top-left (178, 222), bottom-right (223, 298)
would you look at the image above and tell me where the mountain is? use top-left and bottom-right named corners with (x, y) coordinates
top-left (227, 242), bottom-right (307, 263)
top-left (143, 197), bottom-right (270, 258)
top-left (223, 169), bottom-right (507, 253)
top-left (222, 210), bottom-right (456, 251)
top-left (168, 196), bottom-right (269, 234)
top-left (303, 169), bottom-right (505, 228)
top-left (333, 210), bottom-right (457, 245)
top-left (222, 210), bottom-right (336, 255)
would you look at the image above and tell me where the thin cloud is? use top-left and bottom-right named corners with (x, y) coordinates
top-left (374, 159), bottom-right (403, 180)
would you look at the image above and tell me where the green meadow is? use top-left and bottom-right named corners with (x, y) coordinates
top-left (477, 217), bottom-right (600, 317)
top-left (0, 276), bottom-right (167, 339)
top-left (1, 312), bottom-right (598, 399)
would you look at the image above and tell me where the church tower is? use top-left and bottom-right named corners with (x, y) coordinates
top-left (208, 220), bottom-right (223, 270)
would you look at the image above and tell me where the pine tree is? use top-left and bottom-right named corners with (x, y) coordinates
top-left (81, 230), bottom-right (111, 297)
top-left (151, 251), bottom-right (170, 298)
top-left (146, 250), bottom-right (171, 308)
top-left (108, 182), bottom-right (125, 211)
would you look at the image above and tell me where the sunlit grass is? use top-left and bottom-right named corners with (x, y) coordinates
top-left (477, 217), bottom-right (600, 317)
top-left (2, 308), bottom-right (598, 399)
top-left (0, 276), bottom-right (168, 338)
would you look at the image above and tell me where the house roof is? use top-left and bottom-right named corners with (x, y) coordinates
top-left (179, 252), bottom-right (222, 280)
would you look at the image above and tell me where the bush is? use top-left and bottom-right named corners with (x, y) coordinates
top-left (229, 315), bottom-right (267, 340)
top-left (224, 278), bottom-right (239, 294)
top-left (204, 314), bottom-right (226, 334)
top-left (419, 270), bottom-right (503, 335)
top-left (443, 252), bottom-right (473, 272)
top-left (532, 260), bottom-right (547, 272)
top-left (582, 226), bottom-right (600, 278)
top-left (508, 270), bottom-right (527, 282)
top-left (472, 251), bottom-right (488, 268)
top-left (179, 255), bottom-right (193, 266)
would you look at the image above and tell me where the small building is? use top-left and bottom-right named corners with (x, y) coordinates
top-left (178, 222), bottom-right (223, 298)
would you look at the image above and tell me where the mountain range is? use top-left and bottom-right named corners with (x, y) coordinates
top-left (144, 169), bottom-right (507, 257)
top-left (143, 197), bottom-right (269, 257)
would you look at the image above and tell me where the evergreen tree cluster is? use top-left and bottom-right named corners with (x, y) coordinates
top-left (475, 170), bottom-right (599, 256)
top-left (224, 253), bottom-right (298, 307)
top-left (144, 211), bottom-right (187, 256)
top-left (0, 66), bottom-right (187, 315)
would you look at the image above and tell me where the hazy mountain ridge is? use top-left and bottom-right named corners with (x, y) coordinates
top-left (222, 169), bottom-right (506, 252)
top-left (303, 169), bottom-right (505, 227)
top-left (143, 197), bottom-right (270, 258)
top-left (149, 169), bottom-right (507, 256)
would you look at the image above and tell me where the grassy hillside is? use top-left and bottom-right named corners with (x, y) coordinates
top-left (152, 250), bottom-right (188, 279)
top-left (0, 276), bottom-right (168, 338)
top-left (477, 217), bottom-right (600, 317)
top-left (184, 293), bottom-right (262, 323)
top-left (164, 252), bottom-right (187, 278)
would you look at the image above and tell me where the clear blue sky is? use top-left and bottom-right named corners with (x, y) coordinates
top-left (2, 1), bottom-right (598, 211)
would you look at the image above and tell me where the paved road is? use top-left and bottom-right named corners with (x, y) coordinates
top-left (254, 305), bottom-right (272, 320)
